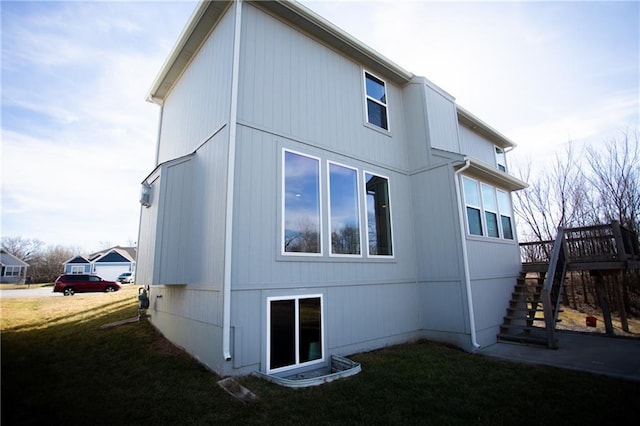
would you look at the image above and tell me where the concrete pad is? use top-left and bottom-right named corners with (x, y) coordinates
top-left (477, 331), bottom-right (640, 383)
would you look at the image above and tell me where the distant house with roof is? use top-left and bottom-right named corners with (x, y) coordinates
top-left (0, 249), bottom-right (30, 284)
top-left (63, 246), bottom-right (136, 282)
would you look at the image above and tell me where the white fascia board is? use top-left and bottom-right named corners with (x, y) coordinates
top-left (259, 0), bottom-right (414, 85)
top-left (147, 0), bottom-right (414, 104)
top-left (456, 105), bottom-right (517, 150)
top-left (456, 158), bottom-right (529, 191)
top-left (146, 1), bottom-right (232, 103)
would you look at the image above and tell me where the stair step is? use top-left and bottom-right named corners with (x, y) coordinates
top-left (503, 316), bottom-right (545, 322)
top-left (497, 333), bottom-right (549, 346)
top-left (499, 323), bottom-right (546, 334)
top-left (506, 307), bottom-right (544, 313)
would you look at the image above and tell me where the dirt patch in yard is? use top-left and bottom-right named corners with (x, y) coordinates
top-left (557, 305), bottom-right (640, 337)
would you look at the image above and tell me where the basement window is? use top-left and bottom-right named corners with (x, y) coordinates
top-left (267, 295), bottom-right (323, 374)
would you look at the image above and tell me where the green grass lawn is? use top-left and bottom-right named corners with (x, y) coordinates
top-left (2, 289), bottom-right (639, 425)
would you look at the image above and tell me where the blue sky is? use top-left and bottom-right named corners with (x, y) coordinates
top-left (1, 0), bottom-right (638, 252)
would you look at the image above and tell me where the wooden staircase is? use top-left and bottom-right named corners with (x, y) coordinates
top-left (499, 226), bottom-right (570, 349)
top-left (497, 272), bottom-right (560, 348)
top-left (501, 221), bottom-right (640, 348)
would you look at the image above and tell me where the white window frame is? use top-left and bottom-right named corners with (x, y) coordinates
top-left (497, 189), bottom-right (515, 240)
top-left (462, 176), bottom-right (484, 237)
top-left (462, 176), bottom-right (515, 241)
top-left (70, 265), bottom-right (84, 274)
top-left (266, 294), bottom-right (325, 374)
top-left (495, 146), bottom-right (507, 172)
top-left (4, 266), bottom-right (23, 276)
top-left (363, 70), bottom-right (390, 132)
top-left (364, 170), bottom-right (395, 258)
top-left (281, 149), bottom-right (323, 257)
top-left (328, 161), bottom-right (363, 258)
top-left (481, 183), bottom-right (500, 238)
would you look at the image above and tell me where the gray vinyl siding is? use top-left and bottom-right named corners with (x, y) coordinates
top-left (157, 158), bottom-right (194, 285)
top-left (136, 174), bottom-right (160, 287)
top-left (156, 7), bottom-right (235, 164)
top-left (424, 84), bottom-right (460, 154)
top-left (237, 3), bottom-right (408, 171)
top-left (402, 79), bottom-right (432, 171)
top-left (230, 125), bottom-right (417, 290)
top-left (411, 163), bottom-right (463, 281)
top-left (458, 124), bottom-right (498, 167)
top-left (410, 162), bottom-right (472, 349)
top-left (149, 286), bottom-right (226, 372)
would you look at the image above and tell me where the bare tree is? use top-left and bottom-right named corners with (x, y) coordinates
top-left (513, 144), bottom-right (588, 242)
top-left (1, 236), bottom-right (44, 262)
top-left (585, 130), bottom-right (640, 232)
top-left (29, 245), bottom-right (78, 283)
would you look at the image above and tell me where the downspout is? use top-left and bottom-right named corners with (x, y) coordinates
top-left (454, 159), bottom-right (480, 351)
top-left (222, 0), bottom-right (243, 362)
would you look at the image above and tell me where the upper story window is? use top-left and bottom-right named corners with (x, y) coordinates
top-left (364, 72), bottom-right (389, 131)
top-left (282, 150), bottom-right (322, 255)
top-left (495, 147), bottom-right (507, 172)
top-left (462, 176), bottom-right (514, 240)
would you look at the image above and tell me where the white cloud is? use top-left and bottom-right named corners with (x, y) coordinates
top-left (2, 0), bottom-right (638, 251)
top-left (1, 1), bottom-right (197, 251)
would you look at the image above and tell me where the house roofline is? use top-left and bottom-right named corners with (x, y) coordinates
top-left (456, 106), bottom-right (517, 149)
top-left (0, 249), bottom-right (30, 267)
top-left (455, 158), bottom-right (528, 191)
top-left (146, 0), bottom-right (414, 103)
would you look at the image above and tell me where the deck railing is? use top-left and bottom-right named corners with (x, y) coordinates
top-left (519, 221), bottom-right (639, 268)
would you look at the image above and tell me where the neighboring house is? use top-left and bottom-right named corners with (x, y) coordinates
top-left (0, 249), bottom-right (30, 284)
top-left (137, 0), bottom-right (528, 378)
top-left (63, 246), bottom-right (136, 282)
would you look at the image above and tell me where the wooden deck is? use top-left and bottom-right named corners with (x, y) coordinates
top-left (520, 222), bottom-right (640, 272)
top-left (499, 222), bottom-right (639, 348)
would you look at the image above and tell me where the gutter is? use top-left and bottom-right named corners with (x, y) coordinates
top-left (222, 0), bottom-right (243, 362)
top-left (454, 159), bottom-right (480, 351)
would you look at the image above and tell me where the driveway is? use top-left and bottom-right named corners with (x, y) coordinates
top-left (0, 287), bottom-right (61, 298)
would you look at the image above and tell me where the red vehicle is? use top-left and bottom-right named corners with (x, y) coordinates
top-left (53, 274), bottom-right (121, 296)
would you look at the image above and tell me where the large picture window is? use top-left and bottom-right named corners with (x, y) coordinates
top-left (268, 295), bottom-right (323, 373)
top-left (283, 150), bottom-right (321, 255)
top-left (328, 162), bottom-right (361, 256)
top-left (281, 149), bottom-right (394, 259)
top-left (364, 72), bottom-right (389, 131)
top-left (462, 176), bottom-right (514, 240)
top-left (365, 172), bottom-right (393, 256)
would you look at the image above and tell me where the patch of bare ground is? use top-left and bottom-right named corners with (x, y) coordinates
top-left (557, 304), bottom-right (640, 337)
